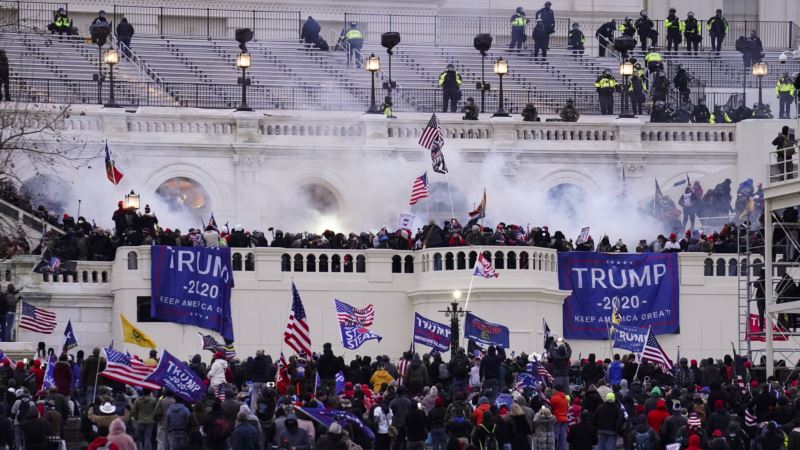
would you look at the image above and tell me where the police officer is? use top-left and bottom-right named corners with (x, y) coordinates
top-left (343, 22), bottom-right (364, 68)
top-left (48, 8), bottom-right (76, 35)
top-left (650, 100), bottom-right (671, 123)
top-left (692, 98), bottom-right (711, 123)
top-left (731, 100), bottom-right (753, 122)
top-left (707, 9), bottom-right (729, 54)
top-left (619, 16), bottom-right (636, 38)
top-left (116, 17), bottom-right (135, 57)
top-left (665, 8), bottom-right (682, 52)
top-left (776, 72), bottom-right (796, 119)
top-left (628, 65), bottom-right (647, 115)
top-left (535, 1), bottom-right (556, 52)
top-left (559, 99), bottom-right (580, 122)
top-left (532, 19), bottom-right (549, 60)
top-left (462, 97), bottom-right (479, 120)
top-left (568, 23), bottom-right (585, 56)
top-left (521, 103), bottom-right (540, 121)
top-left (673, 64), bottom-right (690, 106)
top-left (509, 7), bottom-right (528, 51)
top-left (710, 105), bottom-right (732, 123)
top-left (635, 10), bottom-right (655, 52)
top-left (381, 96), bottom-right (396, 119)
top-left (683, 12), bottom-right (701, 55)
top-left (673, 104), bottom-right (692, 123)
top-left (594, 69), bottom-right (618, 115)
top-left (651, 70), bottom-right (669, 103)
top-left (89, 10), bottom-right (111, 45)
top-left (644, 49), bottom-right (663, 76)
top-left (439, 64), bottom-right (462, 113)
top-left (595, 19), bottom-right (616, 57)
top-left (0, 49), bottom-right (9, 101)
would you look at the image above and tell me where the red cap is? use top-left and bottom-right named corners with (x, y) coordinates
top-left (751, 380), bottom-right (760, 388)
top-left (714, 400), bottom-right (724, 410)
top-left (744, 361), bottom-right (751, 368)
top-left (214, 352), bottom-right (224, 359)
top-left (669, 233), bottom-right (677, 240)
top-left (690, 359), bottom-right (697, 366)
top-left (712, 430), bottom-right (723, 438)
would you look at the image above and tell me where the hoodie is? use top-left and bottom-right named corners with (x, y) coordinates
top-left (108, 418), bottom-right (137, 450)
top-left (647, 400), bottom-right (670, 433)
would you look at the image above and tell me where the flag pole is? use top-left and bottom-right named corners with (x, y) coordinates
top-left (445, 175), bottom-right (456, 222)
top-left (461, 255), bottom-right (479, 349)
top-left (633, 325), bottom-right (651, 382)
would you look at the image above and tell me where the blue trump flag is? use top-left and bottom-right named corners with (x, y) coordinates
top-left (63, 320), bottom-right (78, 351)
top-left (612, 324), bottom-right (648, 353)
top-left (42, 354), bottom-right (56, 390)
top-left (339, 324), bottom-right (382, 350)
top-left (297, 405), bottom-right (375, 441)
top-left (150, 246), bottom-right (235, 341)
top-left (558, 252), bottom-right (680, 339)
top-left (515, 372), bottom-right (537, 390)
top-left (464, 312), bottom-right (510, 348)
top-left (146, 350), bottom-right (205, 403)
top-left (335, 370), bottom-right (346, 395)
top-left (413, 313), bottom-right (452, 352)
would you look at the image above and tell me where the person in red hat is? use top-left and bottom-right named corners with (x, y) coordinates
top-left (664, 233), bottom-right (681, 252)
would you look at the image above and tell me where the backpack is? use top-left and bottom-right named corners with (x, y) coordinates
top-left (480, 425), bottom-right (499, 450)
top-left (208, 417), bottom-right (232, 440)
top-left (453, 357), bottom-right (469, 378)
top-left (438, 363), bottom-right (450, 380)
top-left (15, 398), bottom-right (30, 422)
top-left (634, 430), bottom-right (654, 450)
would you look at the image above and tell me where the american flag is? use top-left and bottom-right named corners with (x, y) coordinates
top-left (641, 329), bottom-right (673, 372)
top-left (276, 352), bottom-right (290, 393)
top-left (528, 358), bottom-right (554, 385)
top-left (409, 172), bottom-right (429, 205)
top-left (284, 283), bottom-right (312, 356)
top-left (744, 408), bottom-right (757, 427)
top-left (101, 347), bottom-right (160, 390)
top-left (334, 299), bottom-right (374, 327)
top-left (0, 351), bottom-right (14, 367)
top-left (19, 302), bottom-right (57, 334)
top-left (418, 113), bottom-right (444, 150)
top-left (48, 257), bottom-right (61, 271)
top-left (198, 333), bottom-right (237, 359)
top-left (473, 253), bottom-right (499, 278)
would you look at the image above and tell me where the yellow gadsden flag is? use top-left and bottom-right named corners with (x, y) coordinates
top-left (121, 314), bottom-right (157, 349)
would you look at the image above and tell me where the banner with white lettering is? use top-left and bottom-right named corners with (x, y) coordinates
top-left (611, 324), bottom-right (648, 353)
top-left (145, 350), bottom-right (206, 403)
top-left (150, 246), bottom-right (235, 341)
top-left (464, 312), bottom-right (510, 348)
top-left (413, 313), bottom-right (452, 352)
top-left (558, 252), bottom-right (679, 339)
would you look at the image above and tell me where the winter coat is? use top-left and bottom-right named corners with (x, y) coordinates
top-left (533, 412), bottom-right (556, 450)
top-left (405, 360), bottom-right (428, 395)
top-left (512, 415), bottom-right (532, 450)
top-left (208, 358), bottom-right (228, 388)
top-left (53, 361), bottom-right (72, 396)
top-left (568, 421), bottom-right (598, 450)
top-left (108, 418), bottom-right (137, 450)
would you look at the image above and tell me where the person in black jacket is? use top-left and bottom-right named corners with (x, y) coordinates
top-left (568, 23), bottom-right (585, 55)
top-left (480, 346), bottom-right (502, 396)
top-left (116, 17), bottom-right (134, 57)
top-left (635, 10), bottom-right (655, 52)
top-left (547, 337), bottom-right (572, 389)
top-left (580, 354), bottom-right (604, 386)
top-left (317, 343), bottom-right (342, 394)
top-left (692, 98), bottom-right (711, 123)
top-left (0, 49), bottom-right (10, 101)
top-left (595, 20), bottom-right (616, 57)
top-left (404, 402), bottom-right (428, 450)
top-left (438, 64), bottom-right (462, 113)
top-left (593, 393), bottom-right (622, 450)
top-left (568, 410), bottom-right (597, 450)
top-left (532, 19), bottom-right (549, 60)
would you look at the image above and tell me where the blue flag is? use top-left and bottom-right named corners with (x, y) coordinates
top-left (150, 246), bottom-right (235, 341)
top-left (612, 324), bottom-right (648, 353)
top-left (297, 405), bottom-right (375, 441)
top-left (463, 312), bottom-right (510, 348)
top-left (335, 371), bottom-right (346, 395)
top-left (63, 320), bottom-right (78, 351)
top-left (42, 354), bottom-right (56, 390)
top-left (339, 323), bottom-right (382, 350)
top-left (515, 373), bottom-right (537, 390)
top-left (413, 313), bottom-right (451, 352)
top-left (558, 252), bottom-right (680, 339)
top-left (145, 350), bottom-right (206, 403)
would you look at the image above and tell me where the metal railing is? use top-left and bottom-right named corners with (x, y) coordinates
top-left (0, 1), bottom-right (65, 31)
top-left (769, 146), bottom-right (800, 185)
top-left (615, 19), bottom-right (798, 50)
top-left (343, 13), bottom-right (572, 47)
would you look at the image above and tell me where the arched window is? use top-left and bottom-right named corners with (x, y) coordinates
top-left (344, 255), bottom-right (353, 273)
top-left (101, 271), bottom-right (108, 282)
top-left (507, 251), bottom-right (517, 269)
top-left (520, 252), bottom-right (529, 269)
top-left (445, 253), bottom-right (454, 270)
top-left (319, 254), bottom-right (329, 272)
top-left (392, 255), bottom-right (402, 273)
top-left (245, 253), bottom-right (255, 271)
top-left (332, 255), bottom-right (342, 272)
top-left (306, 254), bottom-right (316, 272)
top-left (728, 259), bottom-right (738, 276)
top-left (356, 255), bottom-right (366, 273)
top-left (716, 258), bottom-right (726, 276)
top-left (294, 254), bottom-right (304, 272)
top-left (469, 251), bottom-right (477, 269)
top-left (155, 177), bottom-right (210, 217)
top-left (494, 251), bottom-right (505, 269)
top-left (704, 258), bottom-right (713, 276)
top-left (127, 251), bottom-right (138, 270)
top-left (752, 258), bottom-right (763, 277)
top-left (232, 253), bottom-right (243, 271)
top-left (92, 271), bottom-right (98, 283)
top-left (483, 251), bottom-right (492, 264)
top-left (457, 252), bottom-right (466, 270)
top-left (404, 255), bottom-right (414, 273)
top-left (281, 254), bottom-right (291, 272)
top-left (740, 258), bottom-right (748, 277)
top-left (433, 253), bottom-right (443, 271)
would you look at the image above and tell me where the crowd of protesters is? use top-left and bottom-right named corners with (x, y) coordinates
top-left (2, 337), bottom-right (800, 450)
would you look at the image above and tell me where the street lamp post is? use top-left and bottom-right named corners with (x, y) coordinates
top-left (492, 57), bottom-right (509, 117)
top-left (103, 48), bottom-right (120, 108)
top-left (752, 62), bottom-right (770, 118)
top-left (236, 52), bottom-right (253, 112)
top-left (438, 290), bottom-right (469, 354)
top-left (618, 59), bottom-right (635, 118)
top-left (366, 53), bottom-right (381, 114)
top-left (124, 190), bottom-right (140, 209)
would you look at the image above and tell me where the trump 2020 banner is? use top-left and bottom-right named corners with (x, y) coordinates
top-left (464, 312), bottom-right (510, 348)
top-left (558, 252), bottom-right (679, 339)
top-left (413, 313), bottom-right (452, 352)
top-left (612, 324), bottom-right (648, 353)
top-left (146, 350), bottom-right (206, 403)
top-left (150, 246), bottom-right (235, 341)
